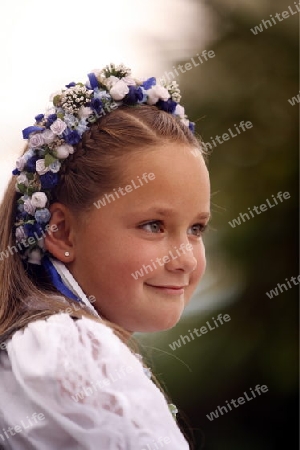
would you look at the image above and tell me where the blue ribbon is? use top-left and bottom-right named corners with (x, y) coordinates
top-left (22, 126), bottom-right (44, 139)
top-left (87, 73), bottom-right (99, 90)
top-left (42, 256), bottom-right (80, 302)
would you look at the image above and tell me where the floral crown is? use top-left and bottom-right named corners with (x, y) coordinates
top-left (12, 63), bottom-right (195, 265)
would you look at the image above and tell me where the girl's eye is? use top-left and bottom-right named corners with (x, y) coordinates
top-left (188, 223), bottom-right (208, 237)
top-left (139, 220), bottom-right (164, 233)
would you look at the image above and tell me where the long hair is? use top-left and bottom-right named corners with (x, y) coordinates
top-left (0, 104), bottom-right (204, 448)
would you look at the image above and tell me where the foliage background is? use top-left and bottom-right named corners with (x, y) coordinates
top-left (138, 1), bottom-right (299, 448)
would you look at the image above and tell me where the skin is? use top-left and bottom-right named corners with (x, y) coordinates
top-left (45, 143), bottom-right (210, 333)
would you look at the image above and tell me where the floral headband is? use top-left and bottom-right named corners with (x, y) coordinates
top-left (12, 63), bottom-right (195, 265)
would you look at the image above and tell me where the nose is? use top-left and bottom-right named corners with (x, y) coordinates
top-left (164, 242), bottom-right (198, 274)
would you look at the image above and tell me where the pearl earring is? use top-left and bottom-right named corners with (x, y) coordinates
top-left (65, 251), bottom-right (70, 257)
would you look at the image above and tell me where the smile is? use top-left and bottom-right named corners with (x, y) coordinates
top-left (145, 283), bottom-right (186, 296)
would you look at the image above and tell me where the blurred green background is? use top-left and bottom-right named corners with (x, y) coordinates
top-left (138, 1), bottom-right (299, 448)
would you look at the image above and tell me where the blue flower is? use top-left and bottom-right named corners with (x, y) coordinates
top-left (65, 82), bottom-right (76, 88)
top-left (40, 172), bottom-right (59, 189)
top-left (189, 122), bottom-right (195, 133)
top-left (22, 126), bottom-right (44, 139)
top-left (35, 208), bottom-right (51, 224)
top-left (63, 128), bottom-right (81, 145)
top-left (12, 168), bottom-right (21, 175)
top-left (123, 86), bottom-right (144, 105)
top-left (156, 99), bottom-right (177, 114)
top-left (76, 119), bottom-right (88, 135)
top-left (46, 114), bottom-right (57, 127)
top-left (91, 97), bottom-right (103, 114)
top-left (142, 77), bottom-right (156, 90)
top-left (64, 113), bottom-right (77, 128)
top-left (23, 222), bottom-right (44, 238)
top-left (26, 156), bottom-right (39, 173)
top-left (35, 114), bottom-right (44, 122)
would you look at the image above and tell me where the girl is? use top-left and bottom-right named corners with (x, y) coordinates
top-left (0, 63), bottom-right (210, 449)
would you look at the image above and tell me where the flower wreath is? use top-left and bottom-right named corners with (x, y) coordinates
top-left (12, 63), bottom-right (195, 265)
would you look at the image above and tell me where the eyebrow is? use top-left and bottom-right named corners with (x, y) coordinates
top-left (133, 206), bottom-right (211, 220)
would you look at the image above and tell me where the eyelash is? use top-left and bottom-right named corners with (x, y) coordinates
top-left (138, 220), bottom-right (208, 237)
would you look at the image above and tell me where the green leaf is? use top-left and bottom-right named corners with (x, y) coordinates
top-left (17, 184), bottom-right (26, 194)
top-left (44, 154), bottom-right (57, 167)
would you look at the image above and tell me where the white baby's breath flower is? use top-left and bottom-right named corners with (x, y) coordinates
top-left (146, 85), bottom-right (170, 105)
top-left (31, 192), bottom-right (48, 209)
top-left (36, 159), bottom-right (49, 175)
top-left (42, 129), bottom-right (56, 144)
top-left (29, 133), bottom-right (45, 148)
top-left (110, 79), bottom-right (129, 101)
top-left (55, 144), bottom-right (74, 159)
top-left (50, 118), bottom-right (67, 135)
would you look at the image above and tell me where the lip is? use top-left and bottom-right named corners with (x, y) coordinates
top-left (145, 283), bottom-right (187, 295)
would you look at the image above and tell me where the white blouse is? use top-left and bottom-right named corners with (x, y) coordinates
top-left (0, 313), bottom-right (189, 449)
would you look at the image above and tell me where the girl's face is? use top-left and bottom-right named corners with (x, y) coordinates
top-left (69, 143), bottom-right (210, 332)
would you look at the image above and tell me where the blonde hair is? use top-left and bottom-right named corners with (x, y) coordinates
top-left (0, 105), bottom-right (204, 448)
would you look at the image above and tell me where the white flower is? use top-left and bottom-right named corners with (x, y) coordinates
top-left (105, 76), bottom-right (119, 89)
top-left (50, 118), bottom-right (67, 135)
top-left (15, 226), bottom-right (26, 242)
top-left (42, 129), bottom-right (56, 144)
top-left (122, 76), bottom-right (136, 86)
top-left (55, 144), bottom-right (74, 159)
top-left (29, 133), bottom-right (44, 148)
top-left (110, 80), bottom-right (129, 101)
top-left (23, 198), bottom-right (36, 215)
top-left (174, 104), bottom-right (185, 117)
top-left (49, 160), bottom-right (61, 173)
top-left (36, 159), bottom-right (49, 175)
top-left (17, 173), bottom-right (29, 186)
top-left (31, 192), bottom-right (48, 209)
top-left (174, 104), bottom-right (189, 126)
top-left (146, 84), bottom-right (170, 105)
top-left (180, 117), bottom-right (189, 127)
top-left (78, 106), bottom-right (93, 119)
top-left (16, 156), bottom-right (26, 171)
top-left (28, 248), bottom-right (42, 265)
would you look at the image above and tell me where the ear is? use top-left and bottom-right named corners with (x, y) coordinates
top-left (44, 203), bottom-right (76, 263)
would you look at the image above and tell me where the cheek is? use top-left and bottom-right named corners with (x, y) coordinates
top-left (192, 242), bottom-right (207, 282)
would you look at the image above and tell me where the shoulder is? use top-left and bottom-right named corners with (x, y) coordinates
top-left (0, 314), bottom-right (189, 449)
